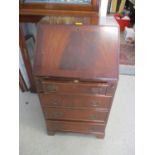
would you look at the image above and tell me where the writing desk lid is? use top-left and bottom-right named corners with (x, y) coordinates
top-left (34, 19), bottom-right (119, 81)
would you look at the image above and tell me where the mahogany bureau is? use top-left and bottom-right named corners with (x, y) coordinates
top-left (33, 17), bottom-right (119, 138)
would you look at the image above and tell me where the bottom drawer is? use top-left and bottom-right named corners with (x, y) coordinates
top-left (46, 120), bottom-right (105, 134)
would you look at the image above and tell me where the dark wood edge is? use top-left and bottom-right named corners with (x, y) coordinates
top-left (47, 130), bottom-right (105, 139)
top-left (20, 15), bottom-right (44, 23)
top-left (19, 69), bottom-right (28, 92)
top-left (20, 9), bottom-right (98, 16)
top-left (19, 14), bottom-right (99, 23)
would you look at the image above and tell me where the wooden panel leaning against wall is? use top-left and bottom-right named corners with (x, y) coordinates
top-left (19, 13), bottom-right (43, 93)
top-left (19, 25), bottom-right (36, 92)
top-left (19, 69), bottom-right (28, 92)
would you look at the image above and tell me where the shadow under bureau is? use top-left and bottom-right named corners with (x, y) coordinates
top-left (33, 18), bottom-right (119, 138)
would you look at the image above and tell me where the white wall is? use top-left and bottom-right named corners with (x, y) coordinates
top-left (100, 0), bottom-right (109, 17)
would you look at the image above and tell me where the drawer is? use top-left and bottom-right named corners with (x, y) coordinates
top-left (40, 80), bottom-right (108, 95)
top-left (46, 120), bottom-right (105, 134)
top-left (43, 107), bottom-right (108, 122)
top-left (39, 93), bottom-right (112, 109)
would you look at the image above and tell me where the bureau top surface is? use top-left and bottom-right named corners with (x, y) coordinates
top-left (34, 22), bottom-right (119, 81)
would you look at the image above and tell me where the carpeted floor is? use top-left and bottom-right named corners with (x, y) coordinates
top-left (120, 44), bottom-right (135, 65)
top-left (119, 32), bottom-right (135, 65)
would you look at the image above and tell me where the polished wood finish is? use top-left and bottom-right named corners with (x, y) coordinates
top-left (39, 93), bottom-right (112, 109)
top-left (46, 120), bottom-right (105, 135)
top-left (43, 107), bottom-right (108, 122)
top-left (34, 17), bottom-right (119, 138)
top-left (36, 78), bottom-right (116, 96)
top-left (34, 24), bottom-right (119, 79)
top-left (38, 80), bottom-right (108, 95)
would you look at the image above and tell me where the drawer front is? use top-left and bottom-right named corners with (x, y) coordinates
top-left (41, 81), bottom-right (108, 95)
top-left (39, 94), bottom-right (112, 109)
top-left (46, 120), bottom-right (105, 134)
top-left (43, 107), bottom-right (108, 122)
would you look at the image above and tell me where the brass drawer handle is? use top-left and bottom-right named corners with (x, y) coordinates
top-left (75, 22), bottom-right (83, 26)
top-left (46, 85), bottom-right (58, 92)
top-left (73, 80), bottom-right (79, 83)
top-left (52, 112), bottom-right (63, 118)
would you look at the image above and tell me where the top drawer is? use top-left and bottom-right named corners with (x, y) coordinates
top-left (37, 80), bottom-right (108, 95)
